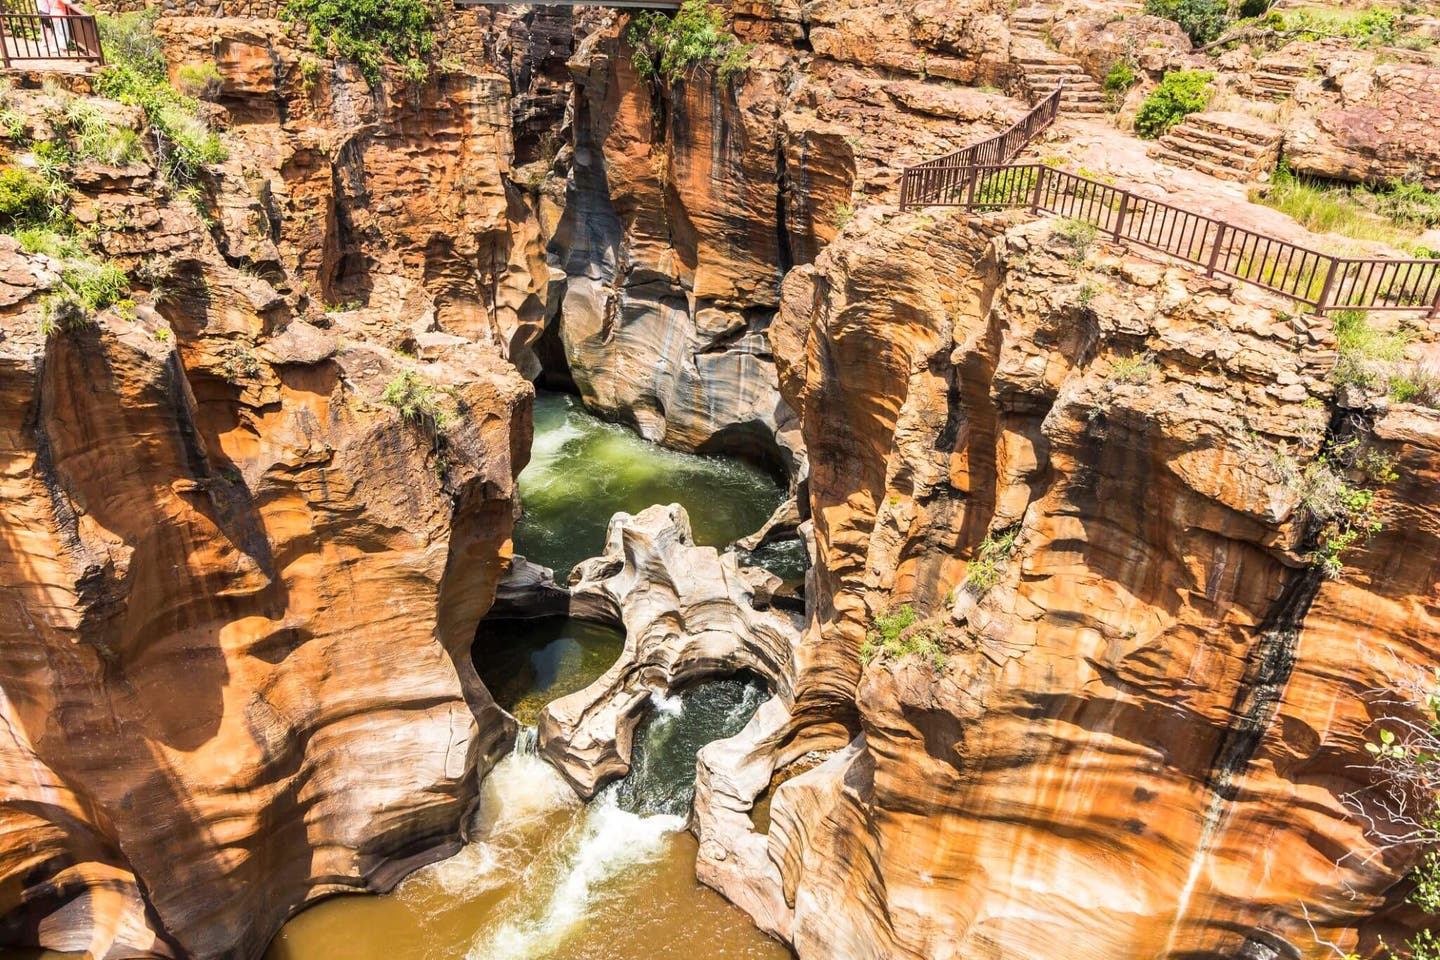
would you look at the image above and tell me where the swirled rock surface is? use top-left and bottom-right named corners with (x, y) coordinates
top-left (743, 207), bottom-right (1440, 959)
top-left (537, 504), bottom-right (802, 796)
top-left (0, 76), bottom-right (530, 960)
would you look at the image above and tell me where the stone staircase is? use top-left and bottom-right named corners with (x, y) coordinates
top-left (1013, 40), bottom-right (1108, 116)
top-left (1148, 111), bottom-right (1284, 182)
top-left (1010, 5), bottom-right (1054, 41)
top-left (1242, 55), bottom-right (1314, 100)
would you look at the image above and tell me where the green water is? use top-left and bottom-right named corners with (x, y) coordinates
top-left (516, 392), bottom-right (786, 578)
top-left (475, 618), bottom-right (625, 726)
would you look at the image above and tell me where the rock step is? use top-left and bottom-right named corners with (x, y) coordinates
top-left (1156, 132), bottom-right (1274, 170)
top-left (1183, 111), bottom-right (1283, 146)
top-left (1160, 124), bottom-right (1276, 159)
top-left (1148, 145), bottom-right (1264, 183)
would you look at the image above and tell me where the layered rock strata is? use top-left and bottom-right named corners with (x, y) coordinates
top-left (0, 75), bottom-right (530, 960)
top-left (537, 504), bottom-right (802, 796)
top-left (719, 206), bottom-right (1440, 959)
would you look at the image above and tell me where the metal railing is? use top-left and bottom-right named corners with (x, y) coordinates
top-left (898, 84), bottom-right (1063, 209)
top-left (910, 162), bottom-right (1440, 317)
top-left (0, 0), bottom-right (104, 66)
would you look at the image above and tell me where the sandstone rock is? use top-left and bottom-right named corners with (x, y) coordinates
top-left (750, 208), bottom-right (1438, 959)
top-left (0, 79), bottom-right (532, 960)
top-left (537, 504), bottom-right (802, 796)
top-left (1285, 57), bottom-right (1440, 189)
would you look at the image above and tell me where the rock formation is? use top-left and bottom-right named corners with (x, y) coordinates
top-left (537, 504), bottom-right (802, 796)
top-left (0, 66), bottom-right (530, 960)
top-left (724, 206), bottom-right (1440, 959)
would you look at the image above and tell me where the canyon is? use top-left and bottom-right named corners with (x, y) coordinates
top-left (1, 0), bottom-right (1439, 959)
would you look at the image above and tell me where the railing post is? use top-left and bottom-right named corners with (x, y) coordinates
top-left (1205, 223), bottom-right (1229, 277)
top-left (900, 171), bottom-right (910, 210)
top-left (1030, 164), bottom-right (1046, 214)
top-left (966, 166), bottom-right (980, 210)
top-left (0, 16), bottom-right (10, 68)
top-left (1113, 190), bottom-right (1131, 241)
top-left (1429, 268), bottom-right (1440, 319)
top-left (1313, 257), bottom-right (1342, 316)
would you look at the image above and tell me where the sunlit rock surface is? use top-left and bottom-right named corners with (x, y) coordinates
top-left (538, 504), bottom-right (802, 797)
top-left (747, 207), bottom-right (1440, 959)
top-left (0, 75), bottom-right (531, 959)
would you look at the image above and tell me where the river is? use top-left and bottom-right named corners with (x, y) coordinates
top-left (264, 391), bottom-right (794, 960)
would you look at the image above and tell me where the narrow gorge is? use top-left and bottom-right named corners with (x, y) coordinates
top-left (1, 1), bottom-right (1439, 959)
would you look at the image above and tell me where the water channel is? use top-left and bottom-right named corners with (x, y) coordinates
top-left (263, 391), bottom-right (795, 959)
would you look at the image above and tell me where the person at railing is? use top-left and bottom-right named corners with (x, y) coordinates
top-left (36, 0), bottom-right (73, 53)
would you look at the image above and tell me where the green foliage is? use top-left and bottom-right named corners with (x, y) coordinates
top-left (96, 9), bottom-right (167, 82)
top-left (0, 167), bottom-right (52, 230)
top-left (382, 370), bottom-right (450, 431)
top-left (1143, 0), bottom-right (1230, 44)
top-left (1332, 310), bottom-right (1420, 404)
top-left (0, 109), bottom-right (28, 143)
top-left (95, 64), bottom-right (227, 185)
top-left (1273, 435), bottom-right (1388, 579)
top-left (967, 525), bottom-right (1020, 595)
top-left (1108, 351), bottom-right (1158, 384)
top-left (972, 165), bottom-right (1036, 210)
top-left (280, 0), bottom-right (438, 85)
top-left (40, 258), bottom-right (132, 337)
top-left (176, 62), bottom-right (224, 100)
top-left (1388, 362), bottom-right (1440, 408)
top-left (219, 343), bottom-right (261, 382)
top-left (1056, 216), bottom-right (1099, 263)
top-left (860, 604), bottom-right (947, 670)
top-left (59, 98), bottom-right (144, 167)
top-left (832, 201), bottom-right (854, 230)
top-left (626, 0), bottom-right (752, 87)
top-left (1134, 70), bottom-right (1214, 139)
top-left (1103, 60), bottom-right (1137, 98)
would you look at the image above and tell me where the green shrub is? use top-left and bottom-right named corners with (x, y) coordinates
top-left (1143, 0), bottom-right (1231, 44)
top-left (39, 257), bottom-right (132, 336)
top-left (281, 0), bottom-right (438, 85)
top-left (96, 9), bottom-right (166, 83)
top-left (1056, 217), bottom-right (1099, 263)
top-left (95, 64), bottom-right (227, 185)
top-left (0, 109), bottom-right (27, 142)
top-left (0, 167), bottom-right (52, 230)
top-left (860, 604), bottom-right (947, 670)
top-left (1134, 70), bottom-right (1214, 139)
top-left (626, 0), bottom-right (752, 87)
top-left (1103, 60), bottom-right (1137, 98)
top-left (967, 525), bottom-right (1020, 595)
top-left (1272, 438), bottom-right (1388, 579)
top-left (382, 370), bottom-right (449, 430)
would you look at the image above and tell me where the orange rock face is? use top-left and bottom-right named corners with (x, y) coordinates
top-left (755, 208), bottom-right (1440, 959)
top-left (0, 79), bottom-right (530, 959)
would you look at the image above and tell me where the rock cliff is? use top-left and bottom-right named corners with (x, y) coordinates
top-left (0, 65), bottom-right (530, 960)
top-left (727, 206), bottom-right (1440, 959)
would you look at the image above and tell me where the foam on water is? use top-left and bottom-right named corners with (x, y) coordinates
top-left (398, 729), bottom-right (579, 908)
top-left (465, 790), bottom-right (683, 960)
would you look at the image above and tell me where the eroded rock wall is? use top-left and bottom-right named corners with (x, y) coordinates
top-left (0, 71), bottom-right (530, 960)
top-left (752, 207), bottom-right (1440, 959)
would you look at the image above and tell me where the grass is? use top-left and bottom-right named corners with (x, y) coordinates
top-left (219, 344), bottom-right (261, 382)
top-left (967, 525), bottom-right (1020, 596)
top-left (1109, 351), bottom-right (1158, 384)
top-left (1251, 163), bottom-right (1440, 254)
top-left (1331, 310), bottom-right (1417, 401)
top-left (382, 370), bottom-right (450, 431)
top-left (859, 604), bottom-right (947, 670)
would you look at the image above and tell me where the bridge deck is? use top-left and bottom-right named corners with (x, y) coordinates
top-left (456, 0), bottom-right (681, 7)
